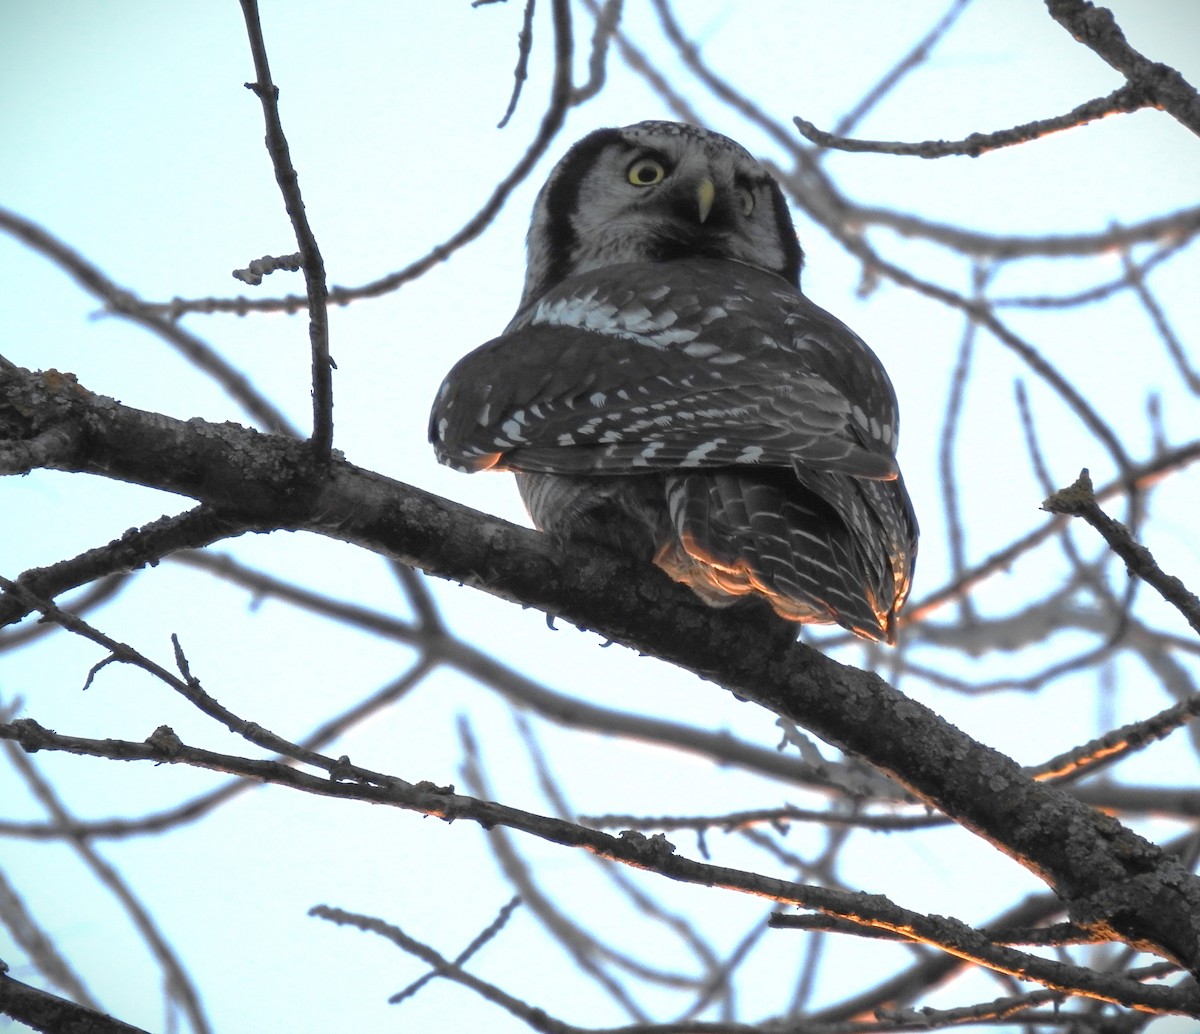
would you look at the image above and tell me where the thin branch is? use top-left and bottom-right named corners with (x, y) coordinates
top-left (582, 806), bottom-right (945, 834)
top-left (512, 713), bottom-right (729, 1006)
top-left (459, 717), bottom-right (654, 1019)
top-left (1043, 470), bottom-right (1200, 636)
top-left (172, 550), bottom-right (906, 801)
top-left (1, 740), bottom-right (211, 1034)
top-left (795, 83), bottom-right (1151, 158)
top-left (850, 199), bottom-right (1200, 260)
top-left (496, 0), bottom-right (536, 128)
top-left (0, 663), bottom-right (436, 844)
top-left (0, 575), bottom-right (412, 791)
top-left (937, 265), bottom-right (988, 626)
top-left (584, 0), bottom-right (704, 126)
top-left (389, 560), bottom-right (447, 636)
top-left (313, 904), bottom-right (576, 1032)
top-left (769, 913), bottom-right (1100, 948)
top-left (1031, 695), bottom-right (1200, 786)
top-left (807, 894), bottom-right (1062, 1023)
top-left (3, 719), bottom-right (1196, 1015)
top-left (641, 0), bottom-right (1200, 265)
top-left (880, 963), bottom-right (1178, 1028)
top-left (905, 440), bottom-right (1200, 623)
top-left (145, 0), bottom-right (581, 321)
top-left (571, 0), bottom-right (623, 105)
top-left (779, 213), bottom-right (1137, 477)
top-left (831, 0), bottom-right (974, 138)
top-left (0, 866), bottom-right (101, 1009)
top-left (231, 251), bottom-right (302, 285)
top-left (0, 507), bottom-right (248, 631)
top-left (0, 574), bottom-right (129, 651)
top-left (994, 236), bottom-right (1194, 308)
top-left (389, 896), bottom-right (522, 1004)
top-left (0, 207), bottom-right (296, 435)
top-left (238, 0), bottom-right (333, 457)
top-left (1122, 249), bottom-right (1200, 395)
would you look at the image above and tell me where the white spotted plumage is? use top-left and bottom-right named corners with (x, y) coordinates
top-left (430, 121), bottom-right (917, 642)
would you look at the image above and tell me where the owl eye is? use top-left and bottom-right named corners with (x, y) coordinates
top-left (627, 158), bottom-right (667, 186)
top-left (737, 186), bottom-right (755, 217)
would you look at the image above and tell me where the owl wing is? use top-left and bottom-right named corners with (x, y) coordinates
top-left (431, 260), bottom-right (902, 483)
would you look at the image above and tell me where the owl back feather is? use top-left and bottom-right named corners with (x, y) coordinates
top-left (430, 121), bottom-right (918, 643)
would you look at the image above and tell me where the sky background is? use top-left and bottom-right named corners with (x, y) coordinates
top-left (2, 2), bottom-right (1199, 1031)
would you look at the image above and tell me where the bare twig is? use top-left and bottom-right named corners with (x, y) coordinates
top-left (770, 912), bottom-right (1098, 948)
top-left (231, 251), bottom-right (302, 286)
top-left (146, 0), bottom-right (583, 321)
top-left (389, 560), bottom-right (447, 636)
top-left (0, 575), bottom-right (413, 790)
top-left (879, 963), bottom-right (1178, 1028)
top-left (496, 0), bottom-right (536, 128)
top-left (0, 507), bottom-right (247, 631)
top-left (0, 207), bottom-right (295, 434)
top-left (172, 550), bottom-right (906, 800)
top-left (582, 806), bottom-right (945, 834)
top-left (795, 83), bottom-right (1151, 158)
top-left (512, 713), bottom-right (730, 1011)
top-left (1043, 470), bottom-right (1200, 636)
top-left (0, 866), bottom-right (100, 1009)
top-left (3, 718), bottom-right (1195, 1015)
top-left (937, 265), bottom-right (988, 626)
top-left (0, 663), bottom-right (435, 844)
top-left (831, 0), bottom-right (974, 138)
top-left (389, 896), bottom-right (522, 1004)
top-left (584, 0), bottom-right (704, 126)
top-left (572, 0), bottom-right (623, 105)
top-left (995, 236), bottom-right (1194, 308)
top-left (1122, 249), bottom-right (1200, 395)
top-left (796, 220), bottom-right (1137, 476)
top-left (1036, 686), bottom-right (1200, 786)
top-left (459, 717), bottom-right (654, 1019)
top-left (1, 741), bottom-right (212, 1034)
top-left (905, 440), bottom-right (1200, 623)
top-left (238, 0), bottom-right (333, 457)
top-left (312, 904), bottom-right (569, 1030)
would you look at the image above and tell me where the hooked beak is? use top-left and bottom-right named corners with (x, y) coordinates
top-left (695, 177), bottom-right (716, 224)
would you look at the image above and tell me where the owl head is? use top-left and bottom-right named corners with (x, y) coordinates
top-left (519, 121), bottom-right (804, 309)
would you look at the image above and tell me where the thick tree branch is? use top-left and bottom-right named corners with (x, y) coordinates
top-left (0, 970), bottom-right (151, 1034)
top-left (1046, 0), bottom-right (1200, 136)
top-left (4, 364), bottom-right (1200, 977)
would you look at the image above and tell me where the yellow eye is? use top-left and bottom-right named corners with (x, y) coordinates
top-left (737, 187), bottom-right (755, 217)
top-left (627, 158), bottom-right (667, 186)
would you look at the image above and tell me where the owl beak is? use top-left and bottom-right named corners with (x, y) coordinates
top-left (695, 177), bottom-right (716, 224)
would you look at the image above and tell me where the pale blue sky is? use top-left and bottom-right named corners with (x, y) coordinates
top-left (2, 3), bottom-right (1199, 1031)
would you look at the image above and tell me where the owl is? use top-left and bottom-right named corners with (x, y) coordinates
top-left (430, 121), bottom-right (917, 643)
